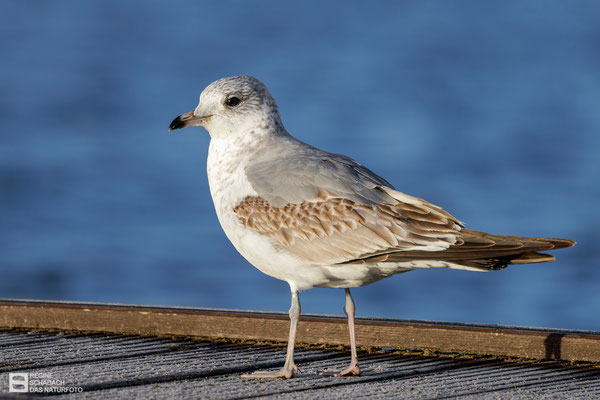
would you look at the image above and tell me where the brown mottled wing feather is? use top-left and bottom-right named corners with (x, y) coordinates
top-left (234, 189), bottom-right (464, 265)
top-left (234, 188), bottom-right (574, 269)
top-left (243, 149), bottom-right (574, 269)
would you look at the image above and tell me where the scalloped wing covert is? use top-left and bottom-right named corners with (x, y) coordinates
top-left (233, 188), bottom-right (462, 265)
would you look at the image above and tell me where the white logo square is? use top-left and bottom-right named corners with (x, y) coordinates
top-left (9, 372), bottom-right (29, 393)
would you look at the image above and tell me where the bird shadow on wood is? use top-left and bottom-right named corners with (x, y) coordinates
top-left (544, 333), bottom-right (564, 360)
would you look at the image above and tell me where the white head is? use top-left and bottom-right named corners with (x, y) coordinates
top-left (169, 75), bottom-right (284, 139)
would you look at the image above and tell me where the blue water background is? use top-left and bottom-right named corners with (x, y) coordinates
top-left (1, 1), bottom-right (599, 330)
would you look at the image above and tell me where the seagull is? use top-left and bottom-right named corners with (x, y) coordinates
top-left (169, 75), bottom-right (575, 379)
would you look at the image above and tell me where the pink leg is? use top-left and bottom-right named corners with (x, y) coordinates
top-left (242, 289), bottom-right (300, 379)
top-left (320, 288), bottom-right (361, 376)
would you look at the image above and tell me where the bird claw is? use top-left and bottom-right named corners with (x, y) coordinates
top-left (319, 365), bottom-right (360, 377)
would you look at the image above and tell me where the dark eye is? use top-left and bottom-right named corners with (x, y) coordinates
top-left (225, 96), bottom-right (241, 107)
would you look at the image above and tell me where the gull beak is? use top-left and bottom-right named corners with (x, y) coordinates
top-left (169, 111), bottom-right (212, 131)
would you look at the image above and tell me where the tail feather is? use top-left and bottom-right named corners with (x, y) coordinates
top-left (509, 252), bottom-right (556, 264)
top-left (355, 229), bottom-right (575, 271)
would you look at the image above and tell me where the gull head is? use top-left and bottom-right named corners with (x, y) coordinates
top-left (169, 75), bottom-right (283, 139)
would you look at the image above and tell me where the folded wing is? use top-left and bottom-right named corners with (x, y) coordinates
top-left (242, 152), bottom-right (574, 269)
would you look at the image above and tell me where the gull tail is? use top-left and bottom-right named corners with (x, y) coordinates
top-left (355, 229), bottom-right (575, 272)
top-left (409, 230), bottom-right (576, 271)
top-left (448, 232), bottom-right (575, 271)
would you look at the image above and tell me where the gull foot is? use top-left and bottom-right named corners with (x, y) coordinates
top-left (241, 364), bottom-right (299, 379)
top-left (319, 365), bottom-right (360, 377)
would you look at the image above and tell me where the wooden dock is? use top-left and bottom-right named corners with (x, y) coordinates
top-left (1, 299), bottom-right (599, 398)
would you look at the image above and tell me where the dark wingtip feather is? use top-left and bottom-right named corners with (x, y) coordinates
top-left (547, 238), bottom-right (576, 249)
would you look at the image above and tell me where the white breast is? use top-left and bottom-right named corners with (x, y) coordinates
top-left (206, 138), bottom-right (323, 290)
top-left (205, 137), bottom-right (421, 291)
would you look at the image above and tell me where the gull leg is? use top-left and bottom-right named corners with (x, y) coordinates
top-left (242, 288), bottom-right (300, 379)
top-left (320, 288), bottom-right (361, 376)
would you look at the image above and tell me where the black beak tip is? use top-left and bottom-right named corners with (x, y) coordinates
top-left (169, 115), bottom-right (185, 131)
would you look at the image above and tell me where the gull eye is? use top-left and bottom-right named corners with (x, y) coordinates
top-left (225, 96), bottom-right (241, 107)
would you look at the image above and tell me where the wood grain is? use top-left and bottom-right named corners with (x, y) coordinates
top-left (1, 299), bottom-right (598, 363)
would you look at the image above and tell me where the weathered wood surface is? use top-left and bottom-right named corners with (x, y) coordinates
top-left (1, 299), bottom-right (599, 364)
top-left (1, 329), bottom-right (599, 399)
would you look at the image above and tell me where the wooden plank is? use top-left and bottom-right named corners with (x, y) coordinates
top-left (1, 299), bottom-right (599, 363)
top-left (4, 330), bottom-right (599, 398)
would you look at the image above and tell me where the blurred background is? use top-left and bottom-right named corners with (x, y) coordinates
top-left (1, 1), bottom-right (598, 330)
